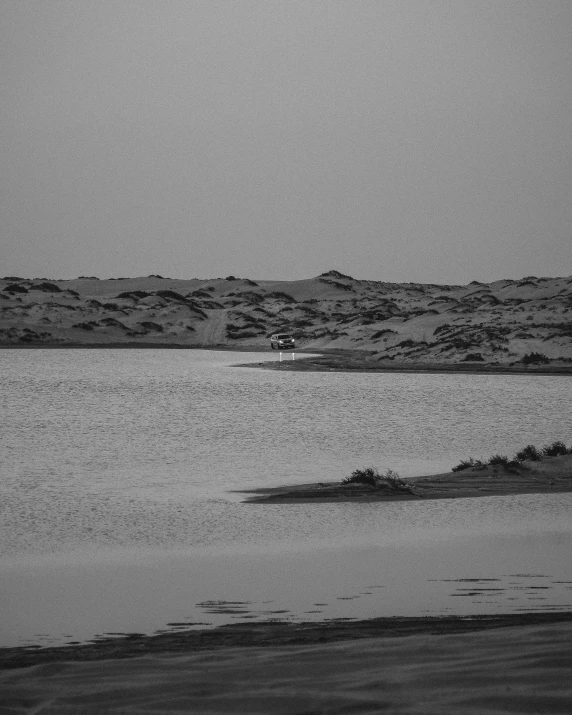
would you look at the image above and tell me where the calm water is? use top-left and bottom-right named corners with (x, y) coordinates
top-left (1, 349), bottom-right (571, 647)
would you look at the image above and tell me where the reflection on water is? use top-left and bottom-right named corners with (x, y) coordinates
top-left (1, 349), bottom-right (571, 647)
top-left (3, 524), bottom-right (572, 648)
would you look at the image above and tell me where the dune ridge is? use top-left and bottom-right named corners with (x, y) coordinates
top-left (2, 271), bottom-right (572, 367)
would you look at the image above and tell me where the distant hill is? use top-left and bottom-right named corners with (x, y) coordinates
top-left (2, 272), bottom-right (572, 366)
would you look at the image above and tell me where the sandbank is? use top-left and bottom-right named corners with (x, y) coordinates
top-left (241, 454), bottom-right (572, 503)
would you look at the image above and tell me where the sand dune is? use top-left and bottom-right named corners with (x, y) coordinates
top-left (2, 621), bottom-right (571, 714)
top-left (2, 270), bottom-right (572, 366)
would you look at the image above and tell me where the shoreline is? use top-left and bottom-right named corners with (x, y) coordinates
top-left (2, 611), bottom-right (571, 670)
top-left (240, 350), bottom-right (572, 376)
top-left (3, 618), bottom-right (572, 714)
top-left (2, 342), bottom-right (572, 375)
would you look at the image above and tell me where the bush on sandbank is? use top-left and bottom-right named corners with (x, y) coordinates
top-left (452, 440), bottom-right (572, 473)
top-left (342, 467), bottom-right (418, 494)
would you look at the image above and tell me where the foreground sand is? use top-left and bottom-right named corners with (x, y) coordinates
top-left (242, 454), bottom-right (572, 503)
top-left (1, 616), bottom-right (571, 714)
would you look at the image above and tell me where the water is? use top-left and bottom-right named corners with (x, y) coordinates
top-left (1, 349), bottom-right (571, 647)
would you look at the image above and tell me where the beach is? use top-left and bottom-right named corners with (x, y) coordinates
top-left (1, 615), bottom-right (572, 713)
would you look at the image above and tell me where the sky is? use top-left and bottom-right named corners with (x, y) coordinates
top-left (1, 1), bottom-right (571, 284)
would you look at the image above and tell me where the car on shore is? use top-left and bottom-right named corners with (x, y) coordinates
top-left (270, 333), bottom-right (295, 350)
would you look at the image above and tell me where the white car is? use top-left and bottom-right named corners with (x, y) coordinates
top-left (270, 333), bottom-right (295, 350)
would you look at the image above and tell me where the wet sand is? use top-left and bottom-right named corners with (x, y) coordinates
top-left (1, 615), bottom-right (571, 713)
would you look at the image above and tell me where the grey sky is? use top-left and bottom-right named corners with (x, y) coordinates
top-left (2, 1), bottom-right (571, 283)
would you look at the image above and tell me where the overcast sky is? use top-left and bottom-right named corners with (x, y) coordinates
top-left (2, 1), bottom-right (571, 284)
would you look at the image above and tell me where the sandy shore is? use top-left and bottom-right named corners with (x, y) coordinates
top-left (240, 350), bottom-right (572, 375)
top-left (240, 454), bottom-right (572, 503)
top-left (1, 614), bottom-right (571, 713)
top-left (4, 342), bottom-right (572, 375)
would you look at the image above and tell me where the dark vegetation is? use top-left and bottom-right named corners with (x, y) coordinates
top-left (155, 290), bottom-right (187, 302)
top-left (320, 270), bottom-right (354, 280)
top-left (33, 282), bottom-right (61, 292)
top-left (371, 329), bottom-right (397, 340)
top-left (515, 444), bottom-right (542, 461)
top-left (452, 441), bottom-right (572, 472)
top-left (522, 352), bottom-right (550, 364)
top-left (3, 284), bottom-right (28, 293)
top-left (341, 467), bottom-right (418, 495)
top-left (266, 291), bottom-right (297, 303)
top-left (116, 291), bottom-right (151, 299)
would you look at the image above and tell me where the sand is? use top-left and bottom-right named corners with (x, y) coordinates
top-left (240, 454), bottom-right (572, 503)
top-left (1, 616), bottom-right (571, 713)
top-left (2, 272), bottom-right (572, 368)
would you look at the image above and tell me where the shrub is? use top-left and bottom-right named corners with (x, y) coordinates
top-left (156, 290), bottom-right (187, 302)
top-left (117, 291), bottom-right (150, 299)
top-left (452, 458), bottom-right (484, 472)
top-left (3, 283), bottom-right (28, 293)
top-left (488, 454), bottom-right (510, 467)
top-left (342, 467), bottom-right (418, 494)
top-left (433, 323), bottom-right (452, 335)
top-left (99, 317), bottom-right (127, 329)
top-left (320, 270), bottom-right (354, 280)
top-left (463, 353), bottom-right (484, 361)
top-left (396, 339), bottom-right (416, 348)
top-left (515, 444), bottom-right (542, 461)
top-left (371, 329), bottom-right (397, 339)
top-left (522, 352), bottom-right (550, 364)
top-left (266, 291), bottom-right (297, 303)
top-left (342, 467), bottom-right (379, 486)
top-left (542, 440), bottom-right (568, 457)
top-left (488, 454), bottom-right (522, 470)
top-left (227, 330), bottom-right (260, 340)
top-left (383, 469), bottom-right (418, 494)
top-left (34, 282), bottom-right (61, 293)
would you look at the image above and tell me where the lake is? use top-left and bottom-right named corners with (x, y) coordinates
top-left (1, 349), bottom-right (571, 647)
